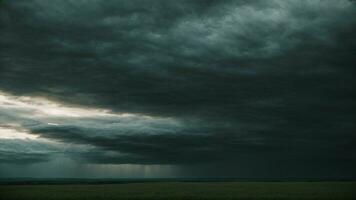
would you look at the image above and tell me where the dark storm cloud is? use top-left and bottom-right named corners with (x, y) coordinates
top-left (32, 124), bottom-right (266, 164)
top-left (0, 150), bottom-right (49, 164)
top-left (0, 0), bottom-right (356, 177)
top-left (0, 139), bottom-right (52, 164)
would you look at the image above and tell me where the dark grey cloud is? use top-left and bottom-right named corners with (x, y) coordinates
top-left (0, 150), bottom-right (49, 164)
top-left (0, 0), bottom-right (355, 178)
top-left (0, 139), bottom-right (52, 164)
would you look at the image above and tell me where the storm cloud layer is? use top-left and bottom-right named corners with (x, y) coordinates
top-left (0, 0), bottom-right (355, 178)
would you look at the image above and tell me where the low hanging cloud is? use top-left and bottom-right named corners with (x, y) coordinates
top-left (0, 91), bottom-right (268, 164)
top-left (0, 0), bottom-right (355, 177)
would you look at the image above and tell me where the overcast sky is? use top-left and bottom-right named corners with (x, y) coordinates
top-left (0, 0), bottom-right (355, 179)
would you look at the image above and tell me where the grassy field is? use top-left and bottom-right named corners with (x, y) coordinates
top-left (0, 182), bottom-right (355, 200)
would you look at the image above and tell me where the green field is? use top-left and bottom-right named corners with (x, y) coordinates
top-left (0, 182), bottom-right (355, 200)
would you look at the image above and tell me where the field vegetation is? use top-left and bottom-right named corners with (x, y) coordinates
top-left (0, 181), bottom-right (355, 200)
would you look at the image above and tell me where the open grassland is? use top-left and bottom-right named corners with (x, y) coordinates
top-left (0, 182), bottom-right (355, 200)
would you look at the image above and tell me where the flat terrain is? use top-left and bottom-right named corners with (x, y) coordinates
top-left (0, 182), bottom-right (355, 200)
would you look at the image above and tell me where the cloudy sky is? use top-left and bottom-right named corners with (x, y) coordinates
top-left (0, 0), bottom-right (355, 179)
